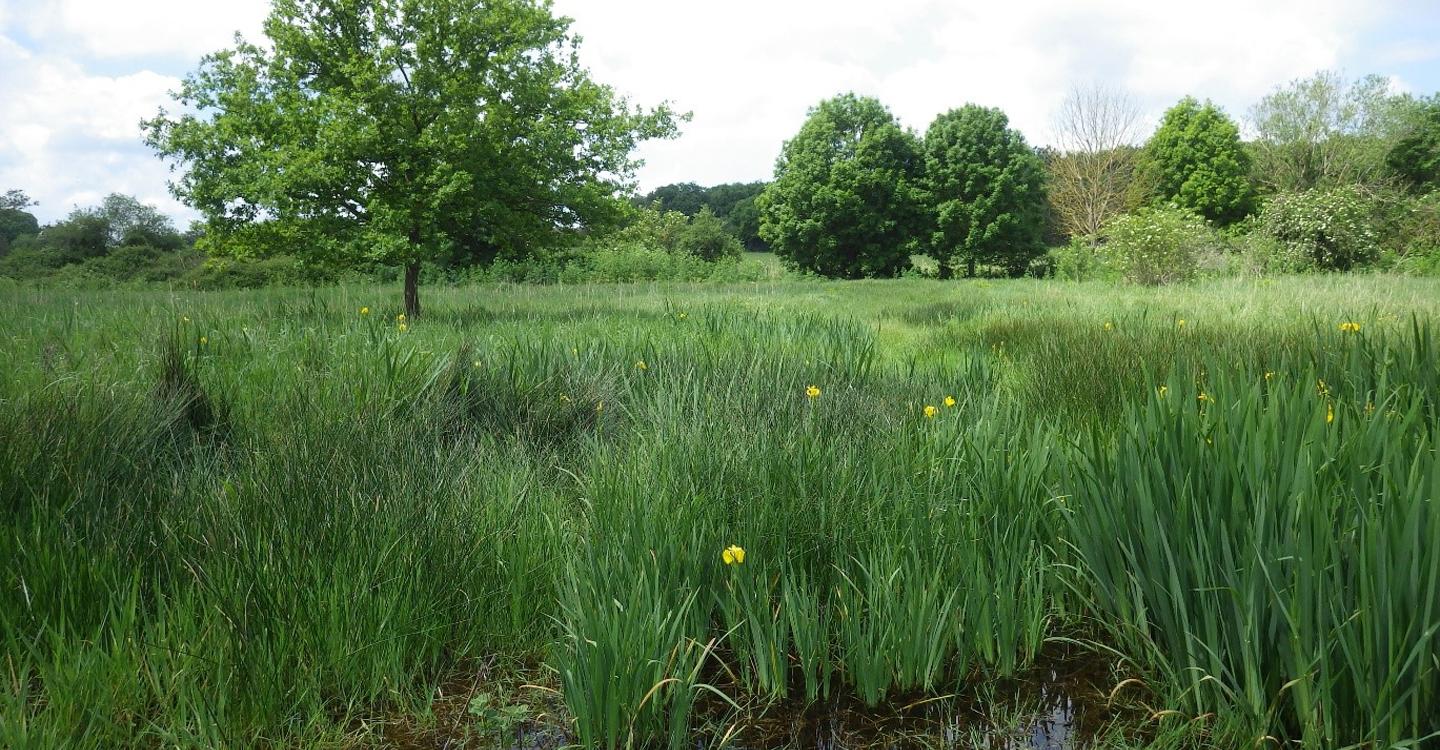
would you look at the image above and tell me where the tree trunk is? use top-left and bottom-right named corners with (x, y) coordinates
top-left (403, 263), bottom-right (421, 318)
top-left (967, 256), bottom-right (977, 278)
top-left (937, 260), bottom-right (953, 280)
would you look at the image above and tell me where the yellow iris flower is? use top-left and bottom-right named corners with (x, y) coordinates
top-left (805, 385), bottom-right (821, 399)
top-left (722, 545), bottom-right (746, 565)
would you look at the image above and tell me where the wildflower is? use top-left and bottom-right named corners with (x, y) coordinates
top-left (944, 396), bottom-right (956, 408)
top-left (923, 405), bottom-right (938, 418)
top-left (1326, 402), bottom-right (1335, 424)
top-left (182, 316), bottom-right (191, 323)
top-left (397, 323), bottom-right (408, 332)
top-left (1339, 321), bottom-right (1361, 333)
top-left (1157, 385), bottom-right (1168, 398)
top-left (1103, 321), bottom-right (1113, 331)
top-left (472, 360), bottom-right (482, 368)
top-left (560, 393), bottom-right (571, 403)
top-left (199, 336), bottom-right (208, 345)
top-left (805, 385), bottom-right (821, 399)
top-left (1177, 319), bottom-right (1186, 328)
top-left (635, 360), bottom-right (647, 371)
top-left (722, 545), bottom-right (746, 565)
top-left (595, 401), bottom-right (604, 413)
top-left (1265, 371), bottom-right (1274, 382)
top-left (396, 313), bottom-right (406, 323)
top-left (678, 311), bottom-right (688, 320)
top-left (1198, 391), bottom-right (1213, 403)
top-left (1317, 379), bottom-right (1330, 397)
top-left (359, 306), bottom-right (369, 316)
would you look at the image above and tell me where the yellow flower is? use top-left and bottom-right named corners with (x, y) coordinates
top-left (1326, 402), bottom-right (1335, 424)
top-left (199, 336), bottom-right (208, 345)
top-left (805, 385), bottom-right (821, 399)
top-left (1317, 379), bottom-right (1330, 397)
top-left (944, 396), bottom-right (956, 408)
top-left (1339, 321), bottom-right (1361, 333)
top-left (1157, 385), bottom-right (1169, 398)
top-left (1198, 391), bottom-right (1213, 403)
top-left (595, 401), bottom-right (604, 413)
top-left (722, 545), bottom-right (746, 565)
top-left (678, 311), bottom-right (688, 320)
top-left (1177, 319), bottom-right (1186, 328)
top-left (396, 313), bottom-right (406, 323)
top-left (923, 405), bottom-right (938, 418)
top-left (182, 316), bottom-right (191, 323)
top-left (359, 306), bottom-right (369, 316)
top-left (1264, 371), bottom-right (1274, 381)
top-left (1103, 321), bottom-right (1114, 331)
top-left (472, 360), bottom-right (482, 368)
top-left (560, 393), bottom-right (571, 403)
top-left (397, 323), bottom-right (408, 332)
top-left (635, 360), bottom-right (647, 371)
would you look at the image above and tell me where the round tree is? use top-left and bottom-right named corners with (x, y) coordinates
top-left (1138, 97), bottom-right (1254, 225)
top-left (758, 94), bottom-right (925, 278)
top-left (145, 0), bottom-right (679, 317)
top-left (922, 105), bottom-right (1047, 277)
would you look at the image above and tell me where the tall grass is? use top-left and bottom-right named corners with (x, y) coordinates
top-left (1, 276), bottom-right (1437, 747)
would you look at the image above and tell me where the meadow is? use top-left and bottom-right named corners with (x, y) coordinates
top-left (2, 275), bottom-right (1438, 749)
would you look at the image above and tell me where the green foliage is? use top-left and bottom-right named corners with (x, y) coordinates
top-left (675, 207), bottom-right (742, 261)
top-left (2, 279), bottom-right (1440, 748)
top-left (1138, 97), bottom-right (1255, 225)
top-left (1387, 96), bottom-right (1440, 192)
top-left (1068, 342), bottom-right (1440, 745)
top-left (1100, 205), bottom-right (1224, 285)
top-left (640, 182), bottom-right (768, 252)
top-left (759, 93), bottom-right (926, 278)
top-left (0, 208), bottom-right (39, 247)
top-left (144, 0), bottom-right (681, 313)
top-left (641, 182), bottom-right (709, 215)
top-left (921, 105), bottom-right (1047, 277)
top-left (1261, 186), bottom-right (1380, 270)
top-left (1250, 71), bottom-right (1412, 192)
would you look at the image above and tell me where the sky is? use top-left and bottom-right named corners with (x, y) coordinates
top-left (1, 0), bottom-right (1438, 226)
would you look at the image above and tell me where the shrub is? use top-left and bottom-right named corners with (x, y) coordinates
top-left (1099, 205), bottom-right (1222, 285)
top-left (1260, 186), bottom-right (1380, 270)
top-left (675, 207), bottom-right (742, 262)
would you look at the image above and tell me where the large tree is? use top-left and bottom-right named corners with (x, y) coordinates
top-left (0, 190), bottom-right (40, 253)
top-left (1249, 71), bottom-right (1411, 193)
top-left (922, 105), bottom-right (1046, 277)
top-left (1137, 97), bottom-right (1254, 225)
top-left (757, 94), bottom-right (925, 278)
top-left (145, 0), bottom-right (679, 316)
top-left (1047, 84), bottom-right (1144, 241)
top-left (1388, 95), bottom-right (1440, 192)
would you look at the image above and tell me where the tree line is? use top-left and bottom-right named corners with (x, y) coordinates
top-left (755, 74), bottom-right (1440, 279)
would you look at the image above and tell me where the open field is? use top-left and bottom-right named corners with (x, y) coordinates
top-left (2, 275), bottom-right (1438, 748)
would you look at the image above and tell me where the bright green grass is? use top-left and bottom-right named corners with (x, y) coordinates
top-left (1, 275), bottom-right (1437, 748)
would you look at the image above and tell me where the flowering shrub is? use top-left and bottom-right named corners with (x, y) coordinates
top-left (1261, 186), bottom-right (1379, 271)
top-left (1100, 205), bottom-right (1221, 285)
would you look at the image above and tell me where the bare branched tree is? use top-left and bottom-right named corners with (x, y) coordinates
top-left (1047, 84), bottom-right (1144, 241)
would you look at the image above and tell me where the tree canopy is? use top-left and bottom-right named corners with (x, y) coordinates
top-left (758, 94), bottom-right (925, 278)
top-left (0, 190), bottom-right (40, 252)
top-left (922, 105), bottom-right (1047, 277)
top-left (145, 0), bottom-right (680, 315)
top-left (1249, 72), bottom-right (1411, 192)
top-left (1137, 97), bottom-right (1254, 225)
top-left (1388, 96), bottom-right (1440, 192)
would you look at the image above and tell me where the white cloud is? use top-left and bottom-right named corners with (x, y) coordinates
top-left (5, 0), bottom-right (268, 60)
top-left (0, 0), bottom-right (1426, 225)
top-left (0, 36), bottom-right (193, 223)
top-left (555, 0), bottom-right (1377, 191)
